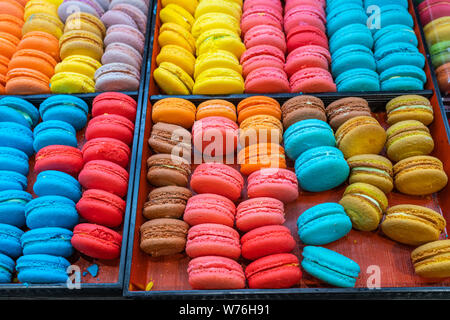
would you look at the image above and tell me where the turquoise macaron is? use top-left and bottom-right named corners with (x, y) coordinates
top-left (294, 146), bottom-right (349, 192)
top-left (33, 120), bottom-right (78, 152)
top-left (326, 3), bottom-right (368, 37)
top-left (326, 0), bottom-right (363, 14)
top-left (283, 119), bottom-right (336, 161)
top-left (0, 147), bottom-right (29, 176)
top-left (367, 4), bottom-right (413, 32)
top-left (329, 23), bottom-right (373, 54)
top-left (39, 95), bottom-right (89, 131)
top-left (0, 253), bottom-right (15, 283)
top-left (0, 122), bottom-right (34, 156)
top-left (33, 170), bottom-right (82, 202)
top-left (20, 227), bottom-right (73, 257)
top-left (379, 65), bottom-right (426, 91)
top-left (24, 195), bottom-right (79, 230)
top-left (374, 42), bottom-right (425, 73)
top-left (331, 44), bottom-right (376, 78)
top-left (373, 25), bottom-right (418, 52)
top-left (297, 203), bottom-right (352, 245)
top-left (364, 0), bottom-right (408, 10)
top-left (0, 190), bottom-right (33, 227)
top-left (335, 68), bottom-right (380, 92)
top-left (0, 97), bottom-right (40, 129)
top-left (0, 223), bottom-right (24, 258)
top-left (301, 246), bottom-right (360, 288)
top-left (0, 170), bottom-right (27, 191)
top-left (16, 254), bottom-right (70, 284)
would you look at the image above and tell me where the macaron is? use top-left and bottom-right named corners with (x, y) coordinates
top-left (295, 146), bottom-right (349, 192)
top-left (34, 145), bottom-right (84, 177)
top-left (286, 25), bottom-right (329, 53)
top-left (331, 44), bottom-right (376, 78)
top-left (50, 71), bottom-right (96, 94)
top-left (244, 24), bottom-right (286, 53)
top-left (335, 116), bottom-right (386, 159)
top-left (16, 31), bottom-right (60, 62)
top-left (0, 96), bottom-right (40, 129)
top-left (33, 120), bottom-right (78, 153)
top-left (347, 154), bottom-right (394, 194)
top-left (109, 0), bottom-right (148, 14)
top-left (301, 246), bottom-right (360, 288)
top-left (101, 7), bottom-right (139, 30)
top-left (82, 137), bottom-right (131, 168)
top-left (0, 171), bottom-right (27, 191)
top-left (102, 42), bottom-right (143, 71)
top-left (195, 28), bottom-right (246, 59)
top-left (193, 50), bottom-right (242, 80)
top-left (103, 24), bottom-right (145, 55)
top-left (0, 0), bottom-right (25, 19)
top-left (22, 12), bottom-right (64, 39)
top-left (326, 97), bottom-right (372, 131)
top-left (190, 163), bottom-right (243, 202)
top-left (195, 0), bottom-right (240, 20)
top-left (20, 227), bottom-right (73, 257)
top-left (59, 30), bottom-right (104, 61)
top-left (0, 190), bottom-right (32, 228)
top-left (235, 197), bottom-right (285, 232)
top-left (247, 168), bottom-right (299, 203)
top-left (191, 12), bottom-right (241, 39)
top-left (326, 3), bottom-right (367, 37)
top-left (379, 65), bottom-right (426, 91)
top-left (240, 44), bottom-right (285, 78)
top-left (65, 11), bottom-right (106, 38)
top-left (237, 143), bottom-right (287, 176)
top-left (25, 195), bottom-right (79, 230)
top-left (238, 114), bottom-right (283, 147)
top-left (193, 67), bottom-right (245, 95)
top-left (335, 68), bottom-right (380, 92)
top-left (143, 186), bottom-right (192, 220)
top-left (243, 0), bottom-right (282, 14)
top-left (374, 42), bottom-right (425, 74)
top-left (187, 256), bottom-right (246, 290)
top-left (0, 253), bottom-right (14, 283)
top-left (0, 32), bottom-right (19, 59)
top-left (140, 218), bottom-right (189, 257)
top-left (94, 62), bottom-right (141, 92)
top-left (146, 153), bottom-right (191, 187)
top-left (329, 23), bottom-right (373, 54)
top-left (158, 22), bottom-right (196, 54)
top-left (39, 95), bottom-right (89, 131)
top-left (244, 66), bottom-right (290, 93)
top-left (436, 62), bottom-right (450, 94)
top-left (5, 68), bottom-right (51, 95)
top-left (16, 254), bottom-right (70, 284)
top-left (8, 48), bottom-right (57, 79)
top-left (393, 155), bottom-right (448, 196)
top-left (284, 4), bottom-right (326, 35)
top-left (418, 0), bottom-right (450, 26)
top-left (196, 99), bottom-right (237, 122)
top-left (159, 3), bottom-right (194, 31)
top-left (297, 203), bottom-right (352, 245)
top-left (148, 122), bottom-right (191, 159)
top-left (33, 170), bottom-right (82, 203)
top-left (411, 240), bottom-right (450, 278)
top-left (71, 223), bottom-right (122, 260)
top-left (237, 96), bottom-right (281, 124)
top-left (373, 24), bottom-right (418, 52)
top-left (58, 0), bottom-right (105, 22)
top-left (381, 205), bottom-right (446, 246)
top-left (240, 5), bottom-right (283, 35)
top-left (0, 122), bottom-right (34, 157)
top-left (374, 4), bottom-right (414, 30)
top-left (386, 95), bottom-right (434, 126)
top-left (284, 45), bottom-right (331, 77)
top-left (183, 193), bottom-right (236, 227)
top-left (281, 95), bottom-right (327, 129)
top-left (151, 98), bottom-right (196, 129)
top-left (156, 44), bottom-right (195, 77)
top-left (186, 223), bottom-right (241, 260)
top-left (0, 223), bottom-right (23, 258)
top-left (92, 92), bottom-right (137, 122)
top-left (290, 67), bottom-right (336, 93)
top-left (85, 114), bottom-right (135, 146)
top-left (0, 147), bottom-right (29, 176)
top-left (54, 55), bottom-right (102, 80)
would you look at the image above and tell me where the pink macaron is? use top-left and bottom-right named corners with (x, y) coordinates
top-left (190, 163), bottom-right (244, 202)
top-left (284, 5), bottom-right (326, 35)
top-left (103, 24), bottom-right (145, 55)
top-left (290, 67), bottom-right (336, 93)
top-left (240, 6), bottom-right (283, 35)
top-left (101, 42), bottom-right (143, 71)
top-left (245, 67), bottom-right (290, 93)
top-left (247, 168), bottom-right (299, 203)
top-left (240, 45), bottom-right (285, 78)
top-left (240, 225), bottom-right (296, 260)
top-left (185, 223), bottom-right (241, 260)
top-left (243, 0), bottom-right (283, 15)
top-left (244, 25), bottom-right (287, 53)
top-left (101, 9), bottom-right (138, 29)
top-left (285, 0), bottom-right (326, 12)
top-left (94, 62), bottom-right (141, 92)
top-left (236, 197), bottom-right (285, 232)
top-left (183, 193), bottom-right (236, 227)
top-left (418, 0), bottom-right (450, 26)
top-left (187, 256), bottom-right (246, 290)
top-left (286, 25), bottom-right (329, 53)
top-left (110, 3), bottom-right (147, 33)
top-left (284, 45), bottom-right (331, 77)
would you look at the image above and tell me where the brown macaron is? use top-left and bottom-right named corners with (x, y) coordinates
top-left (148, 122), bottom-right (192, 158)
top-left (281, 95), bottom-right (326, 129)
top-left (143, 186), bottom-right (192, 220)
top-left (326, 97), bottom-right (372, 131)
top-left (140, 218), bottom-right (189, 257)
top-left (147, 153), bottom-right (191, 187)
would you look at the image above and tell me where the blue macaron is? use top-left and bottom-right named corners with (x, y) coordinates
top-left (16, 254), bottom-right (70, 284)
top-left (335, 68), bottom-right (380, 92)
top-left (326, 3), bottom-right (368, 37)
top-left (0, 97), bottom-right (40, 129)
top-left (294, 146), bottom-right (349, 192)
top-left (301, 246), bottom-right (361, 288)
top-left (373, 25), bottom-right (418, 52)
top-left (0, 170), bottom-right (27, 191)
top-left (0, 190), bottom-right (33, 227)
top-left (0, 253), bottom-right (15, 283)
top-left (0, 122), bottom-right (34, 156)
top-left (283, 119), bottom-right (336, 161)
top-left (24, 195), bottom-right (79, 230)
top-left (367, 4), bottom-right (413, 32)
top-left (0, 223), bottom-right (24, 258)
top-left (329, 24), bottom-right (374, 54)
top-left (331, 44), bottom-right (376, 78)
top-left (33, 170), bottom-right (82, 202)
top-left (374, 42), bottom-right (425, 73)
top-left (20, 227), bottom-right (73, 257)
top-left (364, 0), bottom-right (408, 10)
top-left (379, 65), bottom-right (426, 91)
top-left (39, 95), bottom-right (89, 131)
top-left (326, 0), bottom-right (363, 14)
top-left (33, 120), bottom-right (78, 152)
top-left (0, 147), bottom-right (29, 176)
top-left (297, 203), bottom-right (352, 245)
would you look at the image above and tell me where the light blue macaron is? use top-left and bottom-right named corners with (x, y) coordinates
top-left (326, 0), bottom-right (363, 14)
top-left (379, 65), bottom-right (426, 91)
top-left (326, 3), bottom-right (368, 37)
top-left (335, 68), bottom-right (380, 92)
top-left (294, 146), bottom-right (349, 192)
top-left (373, 25), bottom-right (418, 52)
top-left (24, 195), bottom-right (79, 230)
top-left (0, 223), bottom-right (24, 259)
top-left (0, 122), bottom-right (34, 156)
top-left (283, 119), bottom-right (336, 161)
top-left (0, 253), bottom-right (15, 283)
top-left (0, 147), bottom-right (29, 176)
top-left (20, 227), bottom-right (73, 257)
top-left (16, 254), bottom-right (70, 284)
top-left (0, 190), bottom-right (33, 228)
top-left (297, 203), bottom-right (352, 245)
top-left (329, 23), bottom-right (374, 54)
top-left (0, 97), bottom-right (40, 129)
top-left (367, 4), bottom-right (413, 32)
top-left (0, 170), bottom-right (27, 191)
top-left (374, 42), bottom-right (425, 74)
top-left (33, 170), bottom-right (82, 202)
top-left (33, 120), bottom-right (78, 152)
top-left (331, 44), bottom-right (376, 78)
top-left (39, 95), bottom-right (89, 131)
top-left (364, 0), bottom-right (408, 10)
top-left (301, 246), bottom-right (361, 288)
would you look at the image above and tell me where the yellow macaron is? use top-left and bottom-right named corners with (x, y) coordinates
top-left (22, 12), bottom-right (64, 39)
top-left (153, 61), bottom-right (194, 95)
top-left (193, 67), bottom-right (244, 95)
top-left (50, 71), bottom-right (96, 93)
top-left (411, 240), bottom-right (450, 278)
top-left (424, 16), bottom-right (450, 46)
top-left (156, 44), bottom-right (196, 77)
top-left (158, 22), bottom-right (196, 54)
top-left (191, 12), bottom-right (241, 38)
top-left (196, 28), bottom-right (246, 59)
top-left (24, 0), bottom-right (58, 22)
top-left (54, 55), bottom-right (102, 79)
top-left (162, 0), bottom-right (198, 16)
top-left (195, 0), bottom-right (242, 21)
top-left (59, 30), bottom-right (104, 61)
top-left (160, 3), bottom-right (195, 31)
top-left (64, 12), bottom-right (106, 39)
top-left (194, 49), bottom-right (242, 80)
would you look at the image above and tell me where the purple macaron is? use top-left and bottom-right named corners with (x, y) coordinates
top-left (109, 0), bottom-right (148, 15)
top-left (58, 0), bottom-right (105, 22)
top-left (110, 3), bottom-right (147, 33)
top-left (94, 62), bottom-right (140, 92)
top-left (104, 24), bottom-right (145, 54)
top-left (101, 9), bottom-right (138, 29)
top-left (102, 42), bottom-right (142, 70)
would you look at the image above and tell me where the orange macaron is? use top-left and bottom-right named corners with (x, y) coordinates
top-left (196, 99), bottom-right (237, 122)
top-left (0, 32), bottom-right (19, 59)
top-left (5, 67), bottom-right (51, 94)
top-left (17, 31), bottom-right (60, 61)
top-left (0, 14), bottom-right (24, 39)
top-left (238, 143), bottom-right (287, 176)
top-left (152, 98), bottom-right (197, 129)
top-left (239, 114), bottom-right (284, 147)
top-left (0, 74), bottom-right (6, 94)
top-left (8, 49), bottom-right (57, 78)
top-left (0, 55), bottom-right (9, 75)
top-left (0, 0), bottom-right (25, 19)
top-left (237, 96), bottom-right (282, 124)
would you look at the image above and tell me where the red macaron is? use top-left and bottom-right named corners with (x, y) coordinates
top-left (183, 193), bottom-right (236, 227)
top-left (286, 25), bottom-right (329, 53)
top-left (241, 5), bottom-right (283, 35)
top-left (71, 223), bottom-right (122, 260)
top-left (285, 45), bottom-right (331, 77)
top-left (290, 67), bottom-right (336, 93)
top-left (245, 67), bottom-right (290, 93)
top-left (236, 197), bottom-right (285, 232)
top-left (34, 145), bottom-right (84, 177)
top-left (247, 168), bottom-right (299, 203)
top-left (284, 5), bottom-right (326, 35)
top-left (243, 25), bottom-right (287, 53)
top-left (81, 137), bottom-right (131, 168)
top-left (91, 92), bottom-right (138, 122)
top-left (240, 45), bottom-right (285, 78)
top-left (85, 114), bottom-right (135, 146)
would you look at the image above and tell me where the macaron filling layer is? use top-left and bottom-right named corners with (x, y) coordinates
top-left (387, 105), bottom-right (433, 114)
top-left (352, 167), bottom-right (391, 177)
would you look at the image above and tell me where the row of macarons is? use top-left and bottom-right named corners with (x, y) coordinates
top-left (0, 92), bottom-right (137, 284)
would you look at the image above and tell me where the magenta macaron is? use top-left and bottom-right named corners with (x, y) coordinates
top-left (244, 25), bottom-right (287, 53)
top-left (245, 67), bottom-right (290, 93)
top-left (183, 193), bottom-right (236, 227)
top-left (240, 45), bottom-right (285, 78)
top-left (247, 168), bottom-right (299, 203)
top-left (236, 197), bottom-right (285, 232)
